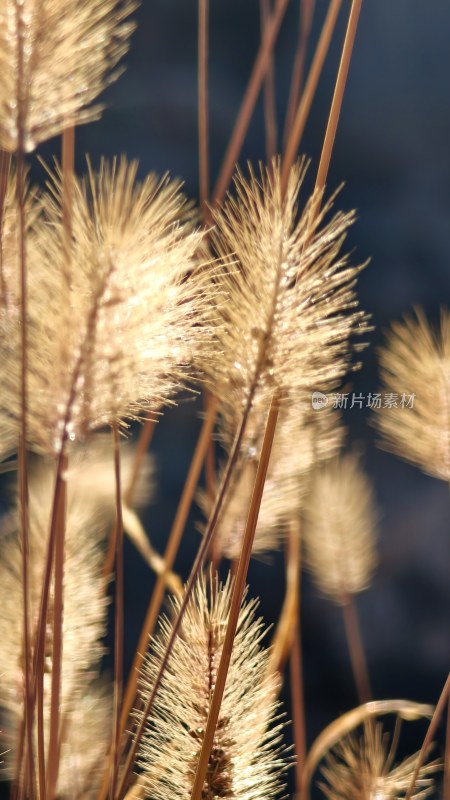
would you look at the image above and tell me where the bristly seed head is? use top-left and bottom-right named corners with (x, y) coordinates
top-left (0, 157), bottom-right (216, 459)
top-left (303, 450), bottom-right (378, 603)
top-left (136, 574), bottom-right (287, 800)
top-left (201, 159), bottom-right (369, 418)
top-left (375, 308), bottom-right (450, 482)
top-left (0, 0), bottom-right (136, 152)
top-left (319, 721), bottom-right (441, 800)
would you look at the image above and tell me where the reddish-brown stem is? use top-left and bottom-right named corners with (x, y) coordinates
top-left (189, 393), bottom-right (281, 800)
top-left (405, 673), bottom-right (450, 800)
top-left (102, 418), bottom-right (157, 580)
top-left (111, 422), bottom-right (125, 799)
top-left (0, 150), bottom-right (11, 300)
top-left (117, 398), bottom-right (218, 736)
top-left (260, 0), bottom-right (278, 160)
top-left (14, 7), bottom-right (35, 796)
top-left (285, 524), bottom-right (306, 799)
top-left (282, 0), bottom-right (342, 190)
top-left (35, 461), bottom-right (67, 800)
top-left (198, 0), bottom-right (209, 213)
top-left (283, 0), bottom-right (315, 147)
top-left (211, 0), bottom-right (290, 211)
top-left (123, 418), bottom-right (156, 508)
top-left (203, 391), bottom-right (216, 507)
top-left (291, 615), bottom-right (306, 799)
top-left (114, 380), bottom-right (260, 800)
top-left (46, 124), bottom-right (75, 800)
top-left (269, 519), bottom-right (300, 674)
top-left (95, 399), bottom-right (218, 800)
top-left (45, 457), bottom-right (67, 800)
top-left (16, 139), bottom-right (35, 800)
top-left (341, 594), bottom-right (372, 705)
top-left (315, 0), bottom-right (362, 193)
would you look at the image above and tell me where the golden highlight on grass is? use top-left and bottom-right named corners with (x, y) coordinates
top-left (136, 574), bottom-right (286, 800)
top-left (375, 308), bottom-right (450, 482)
top-left (0, 157), bottom-right (215, 459)
top-left (0, 461), bottom-right (110, 796)
top-left (0, 0), bottom-right (136, 153)
top-left (303, 450), bottom-right (378, 602)
top-left (206, 160), bottom-right (368, 422)
top-left (319, 722), bottom-right (441, 800)
top-left (200, 399), bottom-right (343, 559)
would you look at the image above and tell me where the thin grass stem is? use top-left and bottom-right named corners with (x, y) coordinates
top-left (114, 379), bottom-right (263, 799)
top-left (282, 0), bottom-right (341, 190)
top-left (260, 0), bottom-right (278, 161)
top-left (291, 610), bottom-right (307, 799)
top-left (46, 124), bottom-right (75, 800)
top-left (189, 393), bottom-right (281, 800)
top-left (15, 8), bottom-right (35, 784)
top-left (45, 456), bottom-right (67, 800)
top-left (405, 673), bottom-right (450, 800)
top-left (315, 0), bottom-right (362, 193)
top-left (198, 0), bottom-right (209, 214)
top-left (211, 0), bottom-right (290, 212)
top-left (341, 593), bottom-right (372, 705)
top-left (111, 422), bottom-right (125, 799)
top-left (283, 0), bottom-right (315, 147)
top-left (123, 418), bottom-right (156, 508)
top-left (269, 519), bottom-right (300, 674)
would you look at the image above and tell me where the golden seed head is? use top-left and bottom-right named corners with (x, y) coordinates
top-left (319, 722), bottom-right (441, 800)
top-left (136, 574), bottom-right (287, 800)
top-left (0, 0), bottom-right (136, 152)
top-left (375, 308), bottom-right (450, 481)
top-left (202, 160), bottom-right (368, 415)
top-left (303, 451), bottom-right (378, 602)
top-left (0, 157), bottom-right (216, 458)
top-left (199, 394), bottom-right (344, 559)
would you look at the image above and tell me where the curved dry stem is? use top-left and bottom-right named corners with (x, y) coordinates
top-left (268, 519), bottom-right (300, 675)
top-left (111, 422), bottom-right (125, 798)
top-left (121, 506), bottom-right (183, 597)
top-left (115, 386), bottom-right (259, 799)
top-left (405, 674), bottom-right (450, 800)
top-left (303, 700), bottom-right (435, 800)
